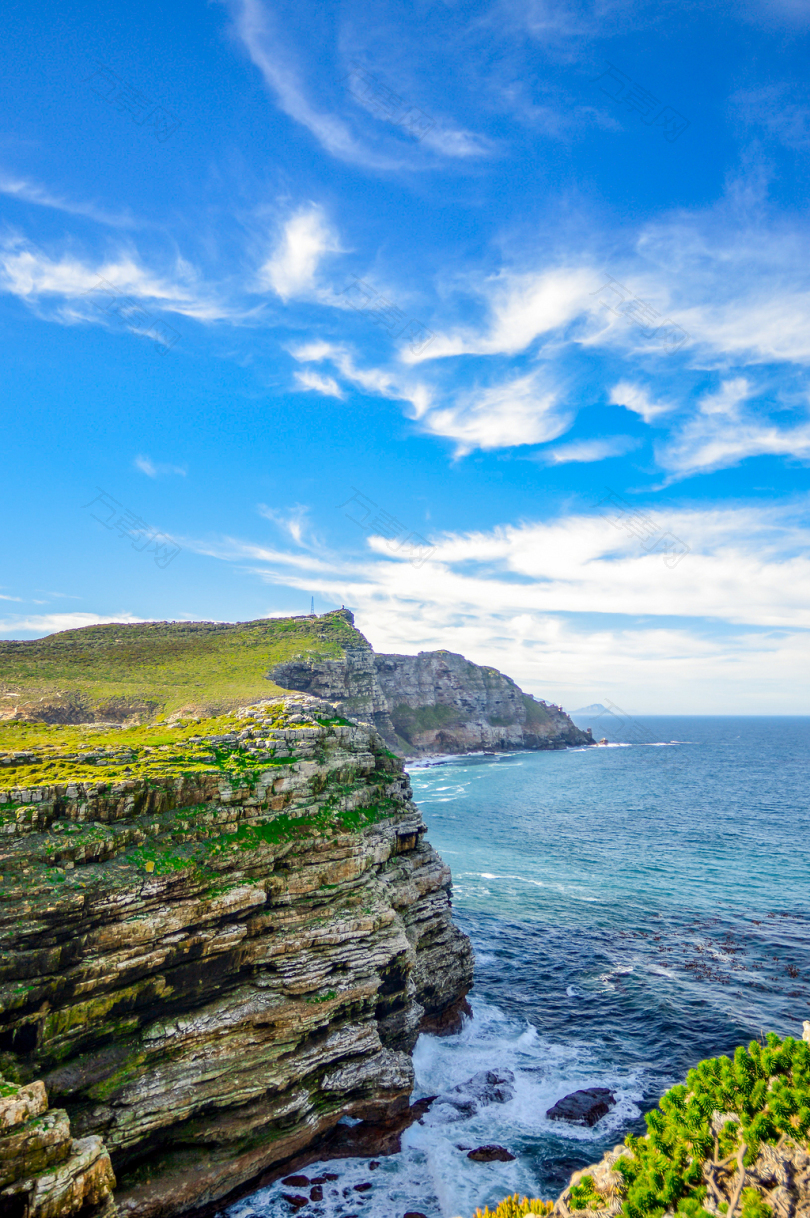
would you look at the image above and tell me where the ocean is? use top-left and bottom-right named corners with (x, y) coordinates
top-left (228, 717), bottom-right (810, 1218)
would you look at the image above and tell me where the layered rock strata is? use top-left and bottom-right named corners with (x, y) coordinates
top-left (0, 696), bottom-right (473, 1218)
top-left (269, 624), bottom-right (591, 756)
top-left (0, 1076), bottom-right (116, 1217)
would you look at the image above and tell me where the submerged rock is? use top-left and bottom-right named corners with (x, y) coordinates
top-left (467, 1145), bottom-right (517, 1163)
top-left (435, 1068), bottom-right (516, 1118)
top-left (546, 1087), bottom-right (616, 1127)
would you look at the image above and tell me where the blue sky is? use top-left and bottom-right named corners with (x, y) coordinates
top-left (2, 0), bottom-right (810, 712)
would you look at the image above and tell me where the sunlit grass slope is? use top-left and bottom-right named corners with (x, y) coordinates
top-left (0, 611), bottom-right (361, 723)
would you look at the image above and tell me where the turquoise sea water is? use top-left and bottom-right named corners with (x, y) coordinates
top-left (230, 718), bottom-right (810, 1218)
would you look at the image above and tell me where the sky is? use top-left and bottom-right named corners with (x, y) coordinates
top-left (2, 0), bottom-right (810, 713)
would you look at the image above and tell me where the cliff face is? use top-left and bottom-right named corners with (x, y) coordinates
top-left (0, 695), bottom-right (473, 1217)
top-left (268, 625), bottom-right (591, 756)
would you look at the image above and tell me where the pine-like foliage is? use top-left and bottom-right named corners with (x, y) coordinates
top-left (617, 1033), bottom-right (810, 1217)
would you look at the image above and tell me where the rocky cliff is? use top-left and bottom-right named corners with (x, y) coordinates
top-left (0, 694), bottom-right (473, 1217)
top-left (268, 616), bottom-right (591, 756)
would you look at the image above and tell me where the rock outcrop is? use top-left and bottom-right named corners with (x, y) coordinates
top-left (0, 1076), bottom-right (116, 1217)
top-left (0, 695), bottom-right (473, 1218)
top-left (268, 618), bottom-right (591, 756)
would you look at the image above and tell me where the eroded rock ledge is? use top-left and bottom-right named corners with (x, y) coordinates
top-left (0, 696), bottom-right (473, 1218)
top-left (0, 1076), bottom-right (116, 1217)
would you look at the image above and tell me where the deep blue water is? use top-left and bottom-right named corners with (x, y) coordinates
top-left (230, 718), bottom-right (810, 1218)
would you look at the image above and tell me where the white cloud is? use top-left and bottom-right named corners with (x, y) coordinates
top-left (0, 612), bottom-right (145, 638)
top-left (290, 340), bottom-right (435, 421)
top-left (0, 234), bottom-right (232, 323)
top-left (420, 370), bottom-right (570, 454)
top-left (230, 0), bottom-right (407, 171)
top-left (657, 410), bottom-right (810, 480)
top-left (231, 0), bottom-right (492, 169)
top-left (294, 369), bottom-right (345, 398)
top-left (420, 125), bottom-right (495, 158)
top-left (289, 339), bottom-right (341, 362)
top-left (534, 435), bottom-right (640, 464)
top-left (257, 205), bottom-right (341, 301)
top-left (134, 455), bottom-right (187, 477)
top-left (190, 498), bottom-right (810, 712)
top-left (256, 503), bottom-right (317, 548)
top-left (609, 381), bottom-right (674, 423)
top-left (409, 266), bottom-right (595, 361)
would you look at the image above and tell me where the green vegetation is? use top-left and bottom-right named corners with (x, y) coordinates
top-left (390, 701), bottom-right (464, 743)
top-left (480, 1035), bottom-right (810, 1218)
top-left (0, 707), bottom-right (309, 787)
top-left (570, 1177), bottom-right (605, 1211)
top-left (0, 696), bottom-right (343, 789)
top-left (617, 1034), bottom-right (810, 1218)
top-left (521, 694), bottom-right (553, 728)
top-left (472, 1195), bottom-right (552, 1218)
top-left (0, 611), bottom-right (360, 724)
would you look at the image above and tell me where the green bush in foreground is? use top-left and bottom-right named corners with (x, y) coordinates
top-left (618, 1033), bottom-right (810, 1218)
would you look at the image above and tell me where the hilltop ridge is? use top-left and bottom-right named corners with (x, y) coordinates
top-left (0, 611), bottom-right (590, 756)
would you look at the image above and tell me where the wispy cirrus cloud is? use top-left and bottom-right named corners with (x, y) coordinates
top-left (534, 435), bottom-right (640, 464)
top-left (409, 266), bottom-right (595, 362)
top-left (419, 369), bottom-right (569, 454)
top-left (229, 0), bottom-right (406, 171)
top-left (0, 233), bottom-right (236, 325)
top-left (229, 0), bottom-right (492, 170)
top-left (656, 378), bottom-right (810, 479)
top-left (294, 368), bottom-right (345, 398)
top-left (609, 382), bottom-right (675, 423)
top-left (134, 454), bottom-right (187, 477)
top-left (0, 172), bottom-right (136, 227)
top-left (256, 503), bottom-right (321, 549)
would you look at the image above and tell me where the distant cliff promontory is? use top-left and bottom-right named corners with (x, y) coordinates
top-left (0, 611), bottom-right (590, 757)
top-left (268, 617), bottom-right (591, 756)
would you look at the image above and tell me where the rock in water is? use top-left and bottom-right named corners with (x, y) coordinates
top-left (546, 1087), bottom-right (616, 1127)
top-left (467, 1145), bottom-right (517, 1162)
top-left (436, 1068), bottom-right (515, 1117)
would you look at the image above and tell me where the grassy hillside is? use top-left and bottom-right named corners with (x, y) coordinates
top-left (0, 611), bottom-right (362, 724)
